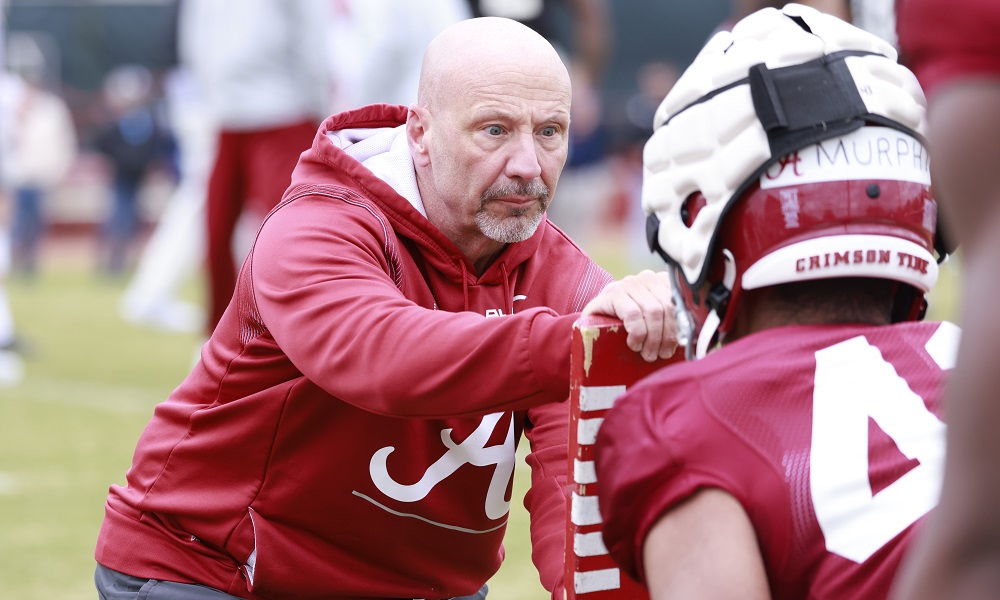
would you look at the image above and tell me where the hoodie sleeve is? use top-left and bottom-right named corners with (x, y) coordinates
top-left (522, 398), bottom-right (571, 598)
top-left (250, 191), bottom-right (578, 418)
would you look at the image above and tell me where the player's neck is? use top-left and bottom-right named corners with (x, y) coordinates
top-left (728, 287), bottom-right (891, 342)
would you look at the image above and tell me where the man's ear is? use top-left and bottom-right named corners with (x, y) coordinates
top-left (406, 105), bottom-right (431, 168)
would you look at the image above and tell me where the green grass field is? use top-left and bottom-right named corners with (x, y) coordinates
top-left (0, 239), bottom-right (962, 600)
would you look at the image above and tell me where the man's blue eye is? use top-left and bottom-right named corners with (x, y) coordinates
top-left (487, 125), bottom-right (503, 135)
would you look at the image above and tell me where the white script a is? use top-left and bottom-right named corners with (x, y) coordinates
top-left (369, 412), bottom-right (515, 520)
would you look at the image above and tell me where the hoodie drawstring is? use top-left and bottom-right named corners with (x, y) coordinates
top-left (500, 262), bottom-right (513, 315)
top-left (460, 261), bottom-right (470, 312)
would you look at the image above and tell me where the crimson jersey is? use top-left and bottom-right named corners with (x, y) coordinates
top-left (596, 321), bottom-right (958, 599)
top-left (897, 0), bottom-right (1000, 96)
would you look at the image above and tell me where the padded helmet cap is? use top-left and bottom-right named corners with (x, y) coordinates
top-left (642, 2), bottom-right (928, 288)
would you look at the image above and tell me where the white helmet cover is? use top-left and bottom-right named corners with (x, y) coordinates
top-left (642, 3), bottom-right (929, 289)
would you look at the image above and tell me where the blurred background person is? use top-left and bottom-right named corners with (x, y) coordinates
top-left (118, 64), bottom-right (211, 333)
top-left (179, 0), bottom-right (332, 337)
top-left (120, 0), bottom-right (469, 336)
top-left (2, 32), bottom-right (77, 279)
top-left (615, 59), bottom-right (680, 271)
top-left (92, 63), bottom-right (173, 277)
top-left (0, 0), bottom-right (24, 385)
top-left (326, 0), bottom-right (470, 112)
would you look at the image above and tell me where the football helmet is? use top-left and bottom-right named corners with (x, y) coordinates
top-left (642, 3), bottom-right (946, 358)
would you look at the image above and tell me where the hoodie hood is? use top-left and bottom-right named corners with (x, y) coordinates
top-left (327, 118), bottom-right (426, 218)
top-left (288, 104), bottom-right (551, 290)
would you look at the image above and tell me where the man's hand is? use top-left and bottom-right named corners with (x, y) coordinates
top-left (582, 270), bottom-right (679, 362)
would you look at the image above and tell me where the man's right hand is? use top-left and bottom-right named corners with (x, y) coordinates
top-left (581, 270), bottom-right (679, 362)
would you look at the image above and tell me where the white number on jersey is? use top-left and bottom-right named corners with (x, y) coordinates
top-left (810, 333), bottom-right (949, 563)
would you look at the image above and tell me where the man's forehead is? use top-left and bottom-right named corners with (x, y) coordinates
top-left (452, 70), bottom-right (570, 110)
top-left (465, 99), bottom-right (570, 124)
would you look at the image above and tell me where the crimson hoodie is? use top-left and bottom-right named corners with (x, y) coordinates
top-left (95, 104), bottom-right (614, 599)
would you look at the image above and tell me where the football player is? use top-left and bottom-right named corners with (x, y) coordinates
top-left (594, 4), bottom-right (957, 598)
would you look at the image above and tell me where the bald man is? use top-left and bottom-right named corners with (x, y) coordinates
top-left (93, 17), bottom-right (677, 600)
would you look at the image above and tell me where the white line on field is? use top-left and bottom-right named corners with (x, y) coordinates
top-left (0, 472), bottom-right (20, 495)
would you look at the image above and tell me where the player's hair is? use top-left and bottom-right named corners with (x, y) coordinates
top-left (753, 277), bottom-right (896, 326)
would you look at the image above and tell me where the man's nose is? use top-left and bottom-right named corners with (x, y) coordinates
top-left (505, 132), bottom-right (543, 180)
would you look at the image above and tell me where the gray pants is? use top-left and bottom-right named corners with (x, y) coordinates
top-left (95, 563), bottom-right (488, 600)
top-left (95, 564), bottom-right (246, 599)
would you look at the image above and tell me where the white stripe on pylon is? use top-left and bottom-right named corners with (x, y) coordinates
top-left (574, 459), bottom-right (597, 484)
top-left (579, 385), bottom-right (626, 412)
top-left (577, 417), bottom-right (604, 446)
top-left (574, 531), bottom-right (609, 557)
top-left (571, 491), bottom-right (602, 526)
top-left (575, 568), bottom-right (621, 594)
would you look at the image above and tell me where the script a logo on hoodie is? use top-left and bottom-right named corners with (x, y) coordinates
top-left (367, 412), bottom-right (515, 524)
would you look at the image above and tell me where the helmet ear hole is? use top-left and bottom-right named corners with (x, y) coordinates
top-left (681, 192), bottom-right (707, 227)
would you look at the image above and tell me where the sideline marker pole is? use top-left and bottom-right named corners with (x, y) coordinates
top-left (565, 315), bottom-right (681, 599)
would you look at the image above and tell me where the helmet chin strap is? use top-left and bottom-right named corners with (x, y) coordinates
top-left (695, 308), bottom-right (721, 359)
top-left (695, 250), bottom-right (737, 359)
top-left (669, 269), bottom-right (697, 360)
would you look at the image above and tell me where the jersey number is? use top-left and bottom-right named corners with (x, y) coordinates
top-left (810, 335), bottom-right (947, 563)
